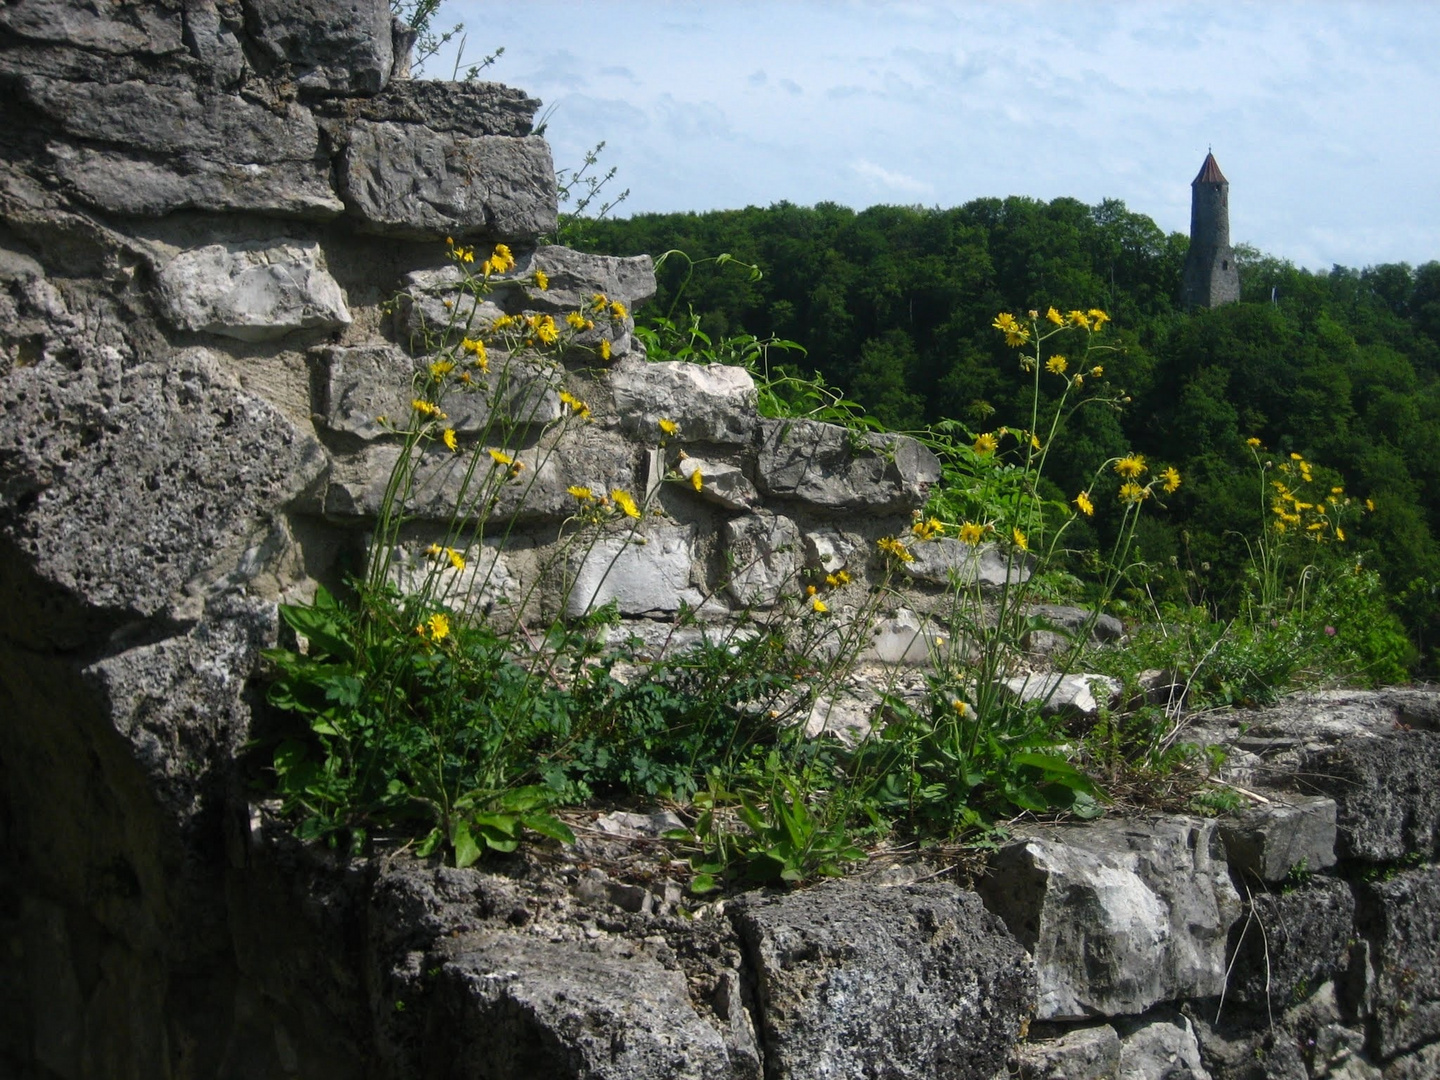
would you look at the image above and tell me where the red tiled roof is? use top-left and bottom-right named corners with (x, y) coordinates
top-left (1193, 152), bottom-right (1227, 184)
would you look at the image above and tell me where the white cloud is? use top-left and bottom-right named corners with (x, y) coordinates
top-left (852, 159), bottom-right (934, 198)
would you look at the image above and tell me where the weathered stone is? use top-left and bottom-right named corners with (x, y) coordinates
top-left (156, 239), bottom-right (350, 342)
top-left (1358, 866), bottom-right (1440, 1058)
top-left (1220, 795), bottom-right (1338, 883)
top-left (680, 456), bottom-right (760, 510)
top-left (802, 527), bottom-right (855, 574)
top-left (244, 0), bottom-right (393, 95)
top-left (338, 122), bottom-right (556, 240)
top-left (1115, 1013), bottom-right (1211, 1080)
top-left (1226, 875), bottom-right (1356, 1012)
top-left (805, 687), bottom-right (877, 747)
top-left (524, 245), bottom-right (658, 314)
top-left (422, 934), bottom-right (733, 1080)
top-left (393, 265), bottom-right (509, 347)
top-left (1028, 603), bottom-right (1126, 643)
top-left (732, 880), bottom-right (1036, 1080)
top-left (904, 537), bottom-right (1031, 590)
top-left (565, 523), bottom-right (708, 618)
top-left (977, 817), bottom-right (1242, 1020)
top-left (318, 79), bottom-right (541, 136)
top-left (0, 347), bottom-right (326, 635)
top-left (722, 512), bottom-right (801, 607)
top-left (611, 357), bottom-right (757, 445)
top-left (1013, 1023), bottom-right (1122, 1080)
top-left (1384, 1043), bottom-right (1440, 1079)
top-left (865, 607), bottom-right (946, 665)
top-left (1000, 672), bottom-right (1121, 717)
top-left (385, 541), bottom-right (517, 618)
top-left (0, 0), bottom-right (186, 56)
top-left (314, 344), bottom-right (561, 440)
top-left (756, 419), bottom-right (940, 512)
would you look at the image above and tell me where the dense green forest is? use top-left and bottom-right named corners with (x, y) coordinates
top-left (577, 198), bottom-right (1440, 665)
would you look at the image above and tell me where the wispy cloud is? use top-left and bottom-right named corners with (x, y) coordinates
top-left (852, 159), bottom-right (933, 197)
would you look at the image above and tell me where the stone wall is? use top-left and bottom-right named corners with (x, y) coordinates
top-left (2, 4), bottom-right (1439, 1079)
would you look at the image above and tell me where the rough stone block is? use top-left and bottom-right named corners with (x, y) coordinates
top-left (565, 524), bottom-right (707, 618)
top-left (722, 512), bottom-right (801, 607)
top-left (1299, 730), bottom-right (1440, 863)
top-left (424, 934), bottom-right (733, 1080)
top-left (756, 419), bottom-right (940, 512)
top-left (611, 357), bottom-right (757, 445)
top-left (977, 817), bottom-right (1242, 1021)
top-left (1013, 1023), bottom-right (1121, 1080)
top-left (319, 79), bottom-right (541, 136)
top-left (1359, 866), bottom-right (1440, 1059)
top-left (524, 245), bottom-right (658, 314)
top-left (732, 880), bottom-right (1035, 1080)
top-left (1220, 795), bottom-right (1338, 883)
top-left (1115, 1013), bottom-right (1212, 1080)
top-left (1384, 1042), bottom-right (1440, 1079)
top-left (244, 0), bottom-right (394, 95)
top-left (1000, 672), bottom-right (1121, 717)
top-left (1225, 875), bottom-right (1356, 1012)
top-left (680, 457), bottom-right (760, 510)
top-left (904, 537), bottom-right (1031, 590)
top-left (0, 0), bottom-right (186, 55)
top-left (864, 608), bottom-right (946, 665)
top-left (157, 240), bottom-right (350, 342)
top-left (339, 122), bottom-right (556, 240)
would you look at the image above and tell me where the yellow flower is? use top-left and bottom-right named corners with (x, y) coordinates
top-left (609, 300), bottom-right (628, 320)
top-left (911, 517), bottom-right (944, 540)
top-left (427, 613), bottom-right (451, 640)
top-left (1046, 355), bottom-right (1068, 375)
top-left (958, 521), bottom-right (986, 545)
top-left (1336, 526), bottom-right (1347, 542)
top-left (425, 543), bottom-right (443, 556)
top-left (442, 428), bottom-right (458, 453)
top-left (825, 573), bottom-right (839, 587)
top-left (1012, 528), bottom-right (1028, 551)
top-left (991, 311), bottom-right (1031, 347)
top-left (534, 269), bottom-right (549, 290)
top-left (1071, 374), bottom-right (1084, 389)
top-left (1246, 437), bottom-right (1262, 447)
top-left (1075, 491), bottom-right (1094, 516)
top-left (973, 432), bottom-right (999, 455)
top-left (488, 448), bottom-right (514, 466)
top-left (1091, 365), bottom-right (1104, 378)
top-left (1119, 481), bottom-right (1148, 503)
top-left (811, 597), bottom-right (828, 613)
top-left (566, 311), bottom-right (588, 330)
top-left (612, 489), bottom-right (641, 518)
top-left (1161, 466), bottom-right (1181, 494)
top-left (1291, 452), bottom-right (1304, 461)
top-left (492, 243), bottom-right (515, 272)
top-left (876, 536), bottom-right (914, 562)
top-left (1114, 454), bottom-right (1147, 479)
top-left (691, 469), bottom-right (704, 492)
top-left (806, 584), bottom-right (817, 596)
top-left (1045, 306), bottom-right (1064, 325)
top-left (568, 485), bottom-right (594, 501)
top-left (1366, 498), bottom-right (1376, 512)
top-left (491, 314), bottom-right (515, 331)
top-left (599, 339), bottom-right (612, 361)
top-left (411, 398), bottom-right (446, 420)
top-left (445, 548), bottom-right (465, 571)
top-left (534, 315), bottom-right (559, 345)
top-left (836, 569), bottom-right (851, 584)
top-left (430, 359), bottom-right (455, 378)
top-left (591, 292), bottom-right (609, 310)
top-left (1088, 309), bottom-right (1110, 330)
top-left (658, 418), bottom-right (679, 437)
top-left (1331, 486), bottom-right (1344, 495)
top-left (1067, 310), bottom-right (1091, 329)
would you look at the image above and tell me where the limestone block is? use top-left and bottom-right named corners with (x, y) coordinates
top-left (339, 122), bottom-right (556, 240)
top-left (318, 79), bottom-right (541, 136)
top-left (1028, 603), bottom-right (1126, 643)
top-left (1384, 1043), bottom-right (1440, 1079)
top-left (157, 240), bottom-right (350, 342)
top-left (756, 419), bottom-right (940, 512)
top-left (865, 608), bottom-right (946, 665)
top-left (805, 688), bottom-right (876, 746)
top-left (904, 537), bottom-right (1031, 590)
top-left (565, 523), bottom-right (707, 618)
top-left (1115, 1014), bottom-right (1211, 1080)
top-left (732, 880), bottom-right (1035, 1080)
top-left (0, 347), bottom-right (326, 635)
top-left (1360, 866), bottom-right (1440, 1058)
top-left (611, 357), bottom-right (757, 445)
top-left (0, 0), bottom-right (185, 55)
top-left (315, 344), bottom-right (561, 440)
top-left (523, 245), bottom-right (658, 314)
top-left (1220, 795), bottom-right (1338, 882)
top-left (393, 266), bottom-right (508, 346)
top-left (722, 512), bottom-right (801, 607)
top-left (977, 817), bottom-right (1242, 1020)
top-left (1000, 673), bottom-right (1121, 717)
top-left (1226, 875), bottom-right (1356, 1012)
top-left (384, 542), bottom-right (517, 618)
top-left (423, 934), bottom-right (733, 1080)
top-left (679, 456), bottom-right (760, 511)
top-left (1013, 1023), bottom-right (1121, 1080)
top-left (802, 527), bottom-right (855, 574)
top-left (244, 0), bottom-right (393, 95)
top-left (1300, 729), bottom-right (1440, 863)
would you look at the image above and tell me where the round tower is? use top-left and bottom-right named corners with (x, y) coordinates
top-left (1181, 151), bottom-right (1240, 309)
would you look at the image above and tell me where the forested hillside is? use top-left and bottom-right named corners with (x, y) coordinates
top-left (580, 198), bottom-right (1440, 662)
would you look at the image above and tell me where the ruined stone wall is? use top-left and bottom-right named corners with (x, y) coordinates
top-left (2, 5), bottom-right (1439, 1080)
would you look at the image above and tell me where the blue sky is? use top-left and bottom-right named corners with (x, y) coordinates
top-left (441, 1), bottom-right (1440, 270)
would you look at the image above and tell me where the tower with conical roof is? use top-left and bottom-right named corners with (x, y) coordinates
top-left (1181, 151), bottom-right (1240, 309)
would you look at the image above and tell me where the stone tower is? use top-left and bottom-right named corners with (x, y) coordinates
top-left (1181, 151), bottom-right (1240, 309)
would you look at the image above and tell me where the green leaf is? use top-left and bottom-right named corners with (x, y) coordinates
top-left (518, 812), bottom-right (576, 846)
top-left (450, 820), bottom-right (482, 868)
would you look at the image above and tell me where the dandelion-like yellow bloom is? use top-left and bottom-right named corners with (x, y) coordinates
top-left (492, 243), bottom-right (516, 272)
top-left (1074, 491), bottom-right (1094, 516)
top-left (1071, 374), bottom-right (1084, 389)
top-left (534, 269), bottom-right (549, 290)
top-left (1290, 452), bottom-right (1304, 461)
top-left (599, 339), bottom-right (612, 361)
top-left (1091, 365), bottom-right (1104, 378)
top-left (1336, 527), bottom-right (1347, 542)
top-left (609, 300), bottom-right (628, 320)
top-left (973, 432), bottom-right (999, 455)
top-left (1045, 306), bottom-right (1064, 325)
top-left (430, 359), bottom-right (455, 378)
top-left (1246, 437), bottom-right (1262, 447)
top-left (691, 469), bottom-right (703, 492)
top-left (445, 548), bottom-right (465, 571)
top-left (1119, 481), bottom-right (1148, 503)
top-left (1067, 310), bottom-right (1091, 329)
top-left (991, 311), bottom-right (1031, 347)
top-left (1088, 309), bottom-right (1110, 330)
top-left (534, 315), bottom-right (559, 345)
top-left (1046, 355), bottom-right (1068, 375)
top-left (959, 521), bottom-right (986, 545)
top-left (612, 489), bottom-right (641, 519)
top-left (811, 597), bottom-right (828, 613)
top-left (1012, 528), bottom-right (1028, 551)
top-left (1366, 498), bottom-right (1376, 512)
top-left (591, 292), bottom-right (608, 310)
top-left (568, 485), bottom-right (594, 501)
top-left (488, 448), bottom-right (514, 466)
top-left (492, 314), bottom-right (515, 331)
top-left (442, 428), bottom-right (458, 453)
top-left (1114, 454), bottom-right (1147, 479)
top-left (425, 543), bottom-right (443, 556)
top-left (825, 573), bottom-right (840, 587)
top-left (427, 613), bottom-right (450, 641)
top-left (566, 311), bottom-right (588, 330)
top-left (1161, 466), bottom-right (1181, 494)
top-left (658, 418), bottom-right (679, 437)
top-left (876, 536), bottom-right (914, 562)
top-left (1331, 486), bottom-right (1344, 495)
top-left (836, 569), bottom-right (851, 584)
top-left (806, 584), bottom-right (817, 596)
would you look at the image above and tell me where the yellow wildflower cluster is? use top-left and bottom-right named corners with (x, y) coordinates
top-left (558, 390), bottom-right (592, 420)
top-left (414, 612), bottom-right (451, 642)
top-left (958, 521), bottom-right (988, 546)
top-left (991, 312), bottom-right (1031, 348)
top-left (876, 536), bottom-right (915, 563)
top-left (973, 432), bottom-right (999, 455)
top-left (1269, 452), bottom-right (1356, 542)
top-left (911, 515), bottom-right (946, 541)
top-left (425, 543), bottom-right (466, 571)
top-left (411, 398), bottom-right (446, 420)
